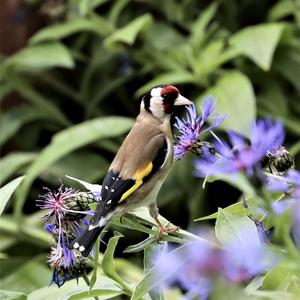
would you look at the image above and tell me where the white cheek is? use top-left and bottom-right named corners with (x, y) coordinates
top-left (150, 98), bottom-right (165, 120)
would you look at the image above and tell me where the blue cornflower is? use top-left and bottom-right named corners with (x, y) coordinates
top-left (195, 119), bottom-right (285, 177)
top-left (38, 184), bottom-right (97, 286)
top-left (174, 96), bottom-right (224, 160)
top-left (154, 226), bottom-right (275, 299)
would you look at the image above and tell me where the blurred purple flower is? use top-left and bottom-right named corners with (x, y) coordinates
top-left (174, 97), bottom-right (224, 160)
top-left (195, 119), bottom-right (285, 177)
top-left (154, 226), bottom-right (276, 298)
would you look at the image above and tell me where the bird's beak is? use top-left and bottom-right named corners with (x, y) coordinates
top-left (174, 94), bottom-right (193, 106)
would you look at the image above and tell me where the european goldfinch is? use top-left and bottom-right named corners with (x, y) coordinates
top-left (72, 85), bottom-right (192, 256)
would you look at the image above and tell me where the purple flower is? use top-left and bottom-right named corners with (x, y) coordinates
top-left (195, 119), bottom-right (285, 177)
top-left (37, 184), bottom-right (97, 286)
top-left (174, 97), bottom-right (224, 160)
top-left (154, 226), bottom-right (276, 298)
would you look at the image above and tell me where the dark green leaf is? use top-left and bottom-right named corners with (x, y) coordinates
top-left (0, 106), bottom-right (46, 146)
top-left (0, 176), bottom-right (24, 216)
top-left (1, 152), bottom-right (36, 184)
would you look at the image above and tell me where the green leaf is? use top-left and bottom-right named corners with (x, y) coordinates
top-left (101, 232), bottom-right (132, 294)
top-left (0, 259), bottom-right (51, 294)
top-left (268, 0), bottom-right (294, 21)
top-left (0, 106), bottom-right (45, 146)
top-left (201, 71), bottom-right (256, 137)
top-left (263, 263), bottom-right (300, 295)
top-left (62, 283), bottom-right (122, 300)
top-left (27, 277), bottom-right (116, 300)
top-left (15, 117), bottom-right (133, 218)
top-left (1, 152), bottom-right (36, 184)
top-left (124, 236), bottom-right (157, 253)
top-left (0, 176), bottom-right (24, 216)
top-left (30, 19), bottom-right (110, 44)
top-left (5, 42), bottom-right (74, 72)
top-left (215, 208), bottom-right (260, 245)
top-left (136, 71), bottom-right (196, 97)
top-left (0, 290), bottom-right (26, 300)
top-left (8, 77), bottom-right (71, 127)
top-left (230, 23), bottom-right (285, 71)
top-left (194, 198), bottom-right (253, 221)
top-left (104, 14), bottom-right (153, 49)
top-left (41, 151), bottom-right (107, 185)
top-left (189, 2), bottom-right (218, 49)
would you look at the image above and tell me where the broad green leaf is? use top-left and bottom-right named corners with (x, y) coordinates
top-left (0, 259), bottom-right (51, 294)
top-left (27, 276), bottom-right (116, 300)
top-left (1, 152), bottom-right (36, 184)
top-left (101, 232), bottom-right (132, 294)
top-left (30, 19), bottom-right (110, 44)
top-left (15, 117), bottom-right (133, 218)
top-left (136, 71), bottom-right (196, 97)
top-left (62, 283), bottom-right (122, 300)
top-left (230, 23), bottom-right (285, 71)
top-left (104, 14), bottom-right (153, 49)
top-left (263, 263), bottom-right (300, 295)
top-left (215, 208), bottom-right (260, 245)
top-left (194, 199), bottom-right (252, 221)
top-left (124, 236), bottom-right (157, 253)
top-left (0, 176), bottom-right (24, 216)
top-left (201, 71), bottom-right (256, 137)
top-left (5, 42), bottom-right (74, 72)
top-left (0, 106), bottom-right (45, 146)
top-left (0, 290), bottom-right (26, 300)
top-left (268, 0), bottom-right (294, 21)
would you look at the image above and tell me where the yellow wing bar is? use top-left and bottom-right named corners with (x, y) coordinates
top-left (119, 162), bottom-right (153, 203)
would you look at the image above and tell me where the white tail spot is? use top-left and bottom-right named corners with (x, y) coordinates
top-left (73, 242), bottom-right (79, 249)
top-left (79, 246), bottom-right (85, 252)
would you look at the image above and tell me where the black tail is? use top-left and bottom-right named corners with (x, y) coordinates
top-left (71, 227), bottom-right (103, 257)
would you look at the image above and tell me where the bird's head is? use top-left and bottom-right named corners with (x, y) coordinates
top-left (141, 85), bottom-right (192, 121)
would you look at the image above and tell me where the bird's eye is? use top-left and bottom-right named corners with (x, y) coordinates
top-left (161, 93), bottom-right (168, 99)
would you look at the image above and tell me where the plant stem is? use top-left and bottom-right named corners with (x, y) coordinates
top-left (82, 272), bottom-right (99, 300)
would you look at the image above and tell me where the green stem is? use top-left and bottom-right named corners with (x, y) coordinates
top-left (82, 272), bottom-right (99, 300)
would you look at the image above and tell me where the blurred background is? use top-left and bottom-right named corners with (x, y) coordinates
top-left (1, 0), bottom-right (300, 296)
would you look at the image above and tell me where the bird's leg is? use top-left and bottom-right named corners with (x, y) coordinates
top-left (148, 203), bottom-right (179, 241)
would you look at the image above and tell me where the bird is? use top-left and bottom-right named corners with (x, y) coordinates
top-left (71, 85), bottom-right (192, 256)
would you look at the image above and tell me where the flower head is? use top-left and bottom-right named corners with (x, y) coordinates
top-left (154, 225), bottom-right (276, 299)
top-left (174, 96), bottom-right (224, 160)
top-left (38, 184), bottom-right (98, 286)
top-left (195, 119), bottom-right (285, 177)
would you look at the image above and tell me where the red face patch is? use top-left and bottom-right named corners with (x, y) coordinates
top-left (160, 85), bottom-right (180, 96)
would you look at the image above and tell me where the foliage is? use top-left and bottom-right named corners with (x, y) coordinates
top-left (1, 0), bottom-right (300, 299)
